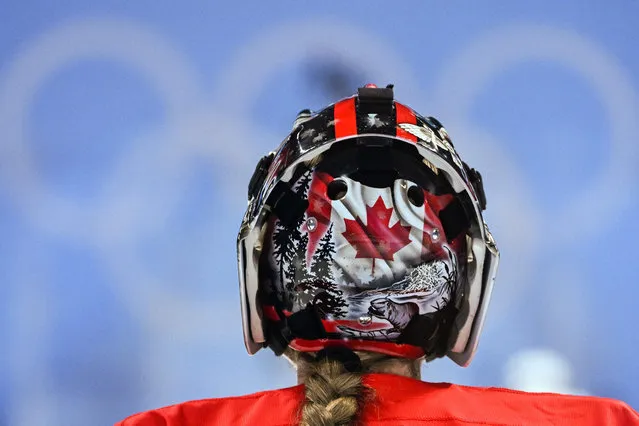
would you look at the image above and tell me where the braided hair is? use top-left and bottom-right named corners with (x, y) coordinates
top-left (286, 349), bottom-right (422, 426)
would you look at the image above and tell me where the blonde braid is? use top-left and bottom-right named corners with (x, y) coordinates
top-left (299, 357), bottom-right (362, 426)
top-left (286, 349), bottom-right (422, 426)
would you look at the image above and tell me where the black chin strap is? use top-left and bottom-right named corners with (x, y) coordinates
top-left (397, 300), bottom-right (459, 359)
top-left (316, 346), bottom-right (363, 373)
top-left (266, 304), bottom-right (328, 356)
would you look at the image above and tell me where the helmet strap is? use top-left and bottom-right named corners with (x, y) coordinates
top-left (396, 300), bottom-right (459, 359)
top-left (266, 303), bottom-right (328, 356)
top-left (315, 346), bottom-right (363, 373)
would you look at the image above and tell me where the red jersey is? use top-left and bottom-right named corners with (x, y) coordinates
top-left (116, 373), bottom-right (638, 425)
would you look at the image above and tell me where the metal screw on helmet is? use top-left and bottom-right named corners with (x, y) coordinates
top-left (358, 315), bottom-right (372, 325)
top-left (431, 228), bottom-right (441, 242)
top-left (306, 217), bottom-right (318, 232)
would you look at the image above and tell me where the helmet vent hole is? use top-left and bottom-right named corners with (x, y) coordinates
top-left (327, 179), bottom-right (348, 200)
top-left (407, 185), bottom-right (424, 207)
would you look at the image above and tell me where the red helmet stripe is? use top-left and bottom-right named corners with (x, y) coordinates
top-left (334, 97), bottom-right (358, 138)
top-left (321, 318), bottom-right (388, 333)
top-left (306, 172), bottom-right (334, 263)
top-left (290, 338), bottom-right (425, 358)
top-left (421, 192), bottom-right (454, 259)
top-left (395, 102), bottom-right (417, 142)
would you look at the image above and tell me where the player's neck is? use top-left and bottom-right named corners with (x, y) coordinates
top-left (364, 359), bottom-right (422, 380)
top-left (293, 352), bottom-right (422, 384)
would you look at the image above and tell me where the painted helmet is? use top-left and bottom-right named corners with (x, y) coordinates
top-left (237, 85), bottom-right (498, 366)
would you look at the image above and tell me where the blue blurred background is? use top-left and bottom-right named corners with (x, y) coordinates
top-left (1, 1), bottom-right (638, 425)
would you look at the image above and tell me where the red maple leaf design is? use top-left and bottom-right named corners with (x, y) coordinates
top-left (342, 197), bottom-right (412, 260)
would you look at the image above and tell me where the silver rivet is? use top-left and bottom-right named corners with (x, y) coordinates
top-left (431, 228), bottom-right (440, 241)
top-left (358, 315), bottom-right (372, 325)
top-left (306, 217), bottom-right (318, 232)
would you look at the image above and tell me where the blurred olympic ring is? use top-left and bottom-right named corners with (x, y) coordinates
top-left (433, 24), bottom-right (639, 244)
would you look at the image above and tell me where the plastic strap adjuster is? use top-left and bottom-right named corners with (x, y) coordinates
top-left (248, 152), bottom-right (274, 199)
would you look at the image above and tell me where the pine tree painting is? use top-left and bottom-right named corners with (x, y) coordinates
top-left (290, 233), bottom-right (318, 309)
top-left (309, 224), bottom-right (347, 318)
top-left (293, 170), bottom-right (312, 197)
top-left (287, 233), bottom-right (313, 284)
top-left (271, 224), bottom-right (293, 292)
top-left (272, 170), bottom-right (313, 303)
top-left (269, 171), bottom-right (347, 316)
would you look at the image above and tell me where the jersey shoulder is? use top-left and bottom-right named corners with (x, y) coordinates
top-left (466, 385), bottom-right (639, 426)
top-left (363, 373), bottom-right (639, 426)
top-left (115, 385), bottom-right (304, 426)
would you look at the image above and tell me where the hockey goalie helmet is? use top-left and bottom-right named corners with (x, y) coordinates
top-left (237, 85), bottom-right (499, 366)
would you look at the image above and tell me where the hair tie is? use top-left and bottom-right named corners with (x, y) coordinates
top-left (316, 347), bottom-right (363, 373)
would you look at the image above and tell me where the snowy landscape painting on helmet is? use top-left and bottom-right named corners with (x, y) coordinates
top-left (261, 167), bottom-right (465, 340)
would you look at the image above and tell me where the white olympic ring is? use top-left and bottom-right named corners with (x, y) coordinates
top-left (433, 24), bottom-right (639, 243)
top-left (0, 18), bottom-right (202, 242)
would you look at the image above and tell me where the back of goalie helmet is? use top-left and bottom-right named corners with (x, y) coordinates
top-left (237, 84), bottom-right (499, 366)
